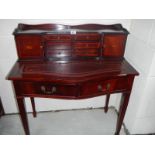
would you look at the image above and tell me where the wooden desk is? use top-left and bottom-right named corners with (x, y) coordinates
top-left (7, 23), bottom-right (139, 134)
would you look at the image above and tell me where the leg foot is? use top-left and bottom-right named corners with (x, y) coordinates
top-left (115, 92), bottom-right (130, 135)
top-left (17, 97), bottom-right (30, 135)
top-left (104, 94), bottom-right (110, 113)
top-left (30, 97), bottom-right (37, 117)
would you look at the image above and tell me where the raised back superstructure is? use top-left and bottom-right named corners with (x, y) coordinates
top-left (14, 23), bottom-right (129, 60)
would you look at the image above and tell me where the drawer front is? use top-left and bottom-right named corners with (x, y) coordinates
top-left (103, 34), bottom-right (127, 57)
top-left (81, 77), bottom-right (128, 96)
top-left (45, 41), bottom-right (72, 57)
top-left (74, 49), bottom-right (99, 56)
top-left (44, 34), bottom-right (71, 41)
top-left (20, 82), bottom-right (77, 97)
top-left (15, 77), bottom-right (128, 98)
top-left (46, 49), bottom-right (72, 57)
top-left (45, 42), bottom-right (72, 50)
top-left (75, 34), bottom-right (100, 41)
top-left (74, 42), bottom-right (100, 49)
top-left (15, 35), bottom-right (43, 59)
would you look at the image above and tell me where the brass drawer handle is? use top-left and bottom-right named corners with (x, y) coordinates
top-left (98, 85), bottom-right (102, 92)
top-left (41, 86), bottom-right (57, 95)
top-left (97, 83), bottom-right (110, 92)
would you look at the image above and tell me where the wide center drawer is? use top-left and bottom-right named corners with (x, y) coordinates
top-left (19, 82), bottom-right (78, 97)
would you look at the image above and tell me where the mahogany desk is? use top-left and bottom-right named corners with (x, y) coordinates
top-left (7, 23), bottom-right (139, 135)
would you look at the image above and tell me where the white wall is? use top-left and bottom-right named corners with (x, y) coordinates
top-left (0, 19), bottom-right (131, 114)
top-left (124, 19), bottom-right (155, 134)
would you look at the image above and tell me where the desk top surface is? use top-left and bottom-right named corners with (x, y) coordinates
top-left (7, 58), bottom-right (138, 83)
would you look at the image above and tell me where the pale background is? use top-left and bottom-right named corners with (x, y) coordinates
top-left (0, 19), bottom-right (155, 134)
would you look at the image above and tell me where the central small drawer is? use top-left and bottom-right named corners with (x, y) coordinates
top-left (74, 42), bottom-right (100, 49)
top-left (45, 42), bottom-right (72, 57)
top-left (74, 34), bottom-right (100, 41)
top-left (45, 42), bottom-right (72, 50)
top-left (44, 34), bottom-right (71, 41)
top-left (74, 49), bottom-right (99, 56)
top-left (46, 49), bottom-right (72, 57)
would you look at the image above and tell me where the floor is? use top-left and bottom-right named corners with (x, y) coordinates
top-left (0, 108), bottom-right (126, 135)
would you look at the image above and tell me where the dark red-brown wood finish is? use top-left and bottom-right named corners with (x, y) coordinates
top-left (7, 23), bottom-right (138, 135)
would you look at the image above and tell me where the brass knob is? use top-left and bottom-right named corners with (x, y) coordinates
top-left (51, 86), bottom-right (57, 93)
top-left (40, 45), bottom-right (43, 49)
top-left (41, 86), bottom-right (46, 92)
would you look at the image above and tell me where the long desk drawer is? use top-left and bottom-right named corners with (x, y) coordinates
top-left (18, 82), bottom-right (78, 97)
top-left (81, 77), bottom-right (128, 96)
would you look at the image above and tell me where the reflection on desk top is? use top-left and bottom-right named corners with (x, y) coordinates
top-left (7, 58), bottom-right (139, 83)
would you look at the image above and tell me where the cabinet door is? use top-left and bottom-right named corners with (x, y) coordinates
top-left (15, 35), bottom-right (43, 59)
top-left (103, 34), bottom-right (127, 57)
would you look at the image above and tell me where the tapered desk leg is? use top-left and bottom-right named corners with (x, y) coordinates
top-left (115, 92), bottom-right (131, 135)
top-left (104, 94), bottom-right (110, 113)
top-left (16, 97), bottom-right (30, 135)
top-left (30, 97), bottom-right (37, 117)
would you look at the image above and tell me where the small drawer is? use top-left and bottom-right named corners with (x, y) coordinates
top-left (44, 34), bottom-right (71, 41)
top-left (45, 42), bottom-right (72, 50)
top-left (20, 82), bottom-right (77, 97)
top-left (75, 34), bottom-right (100, 41)
top-left (81, 77), bottom-right (127, 96)
top-left (74, 49), bottom-right (99, 56)
top-left (45, 49), bottom-right (72, 57)
top-left (74, 42), bottom-right (100, 49)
